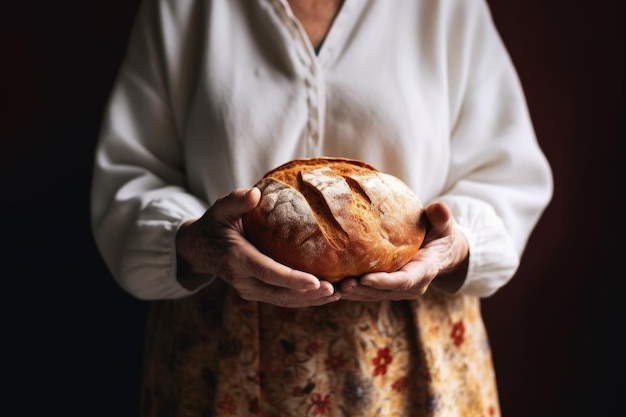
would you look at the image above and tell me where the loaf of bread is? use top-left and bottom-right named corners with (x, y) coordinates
top-left (242, 157), bottom-right (427, 283)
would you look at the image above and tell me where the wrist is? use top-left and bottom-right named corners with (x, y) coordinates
top-left (175, 219), bottom-right (214, 290)
top-left (431, 229), bottom-right (469, 293)
top-left (431, 254), bottom-right (468, 293)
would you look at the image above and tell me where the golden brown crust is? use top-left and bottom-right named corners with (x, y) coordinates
top-left (242, 158), bottom-right (427, 282)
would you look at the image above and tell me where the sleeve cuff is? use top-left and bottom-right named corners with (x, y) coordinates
top-left (440, 196), bottom-right (520, 298)
top-left (118, 194), bottom-right (214, 300)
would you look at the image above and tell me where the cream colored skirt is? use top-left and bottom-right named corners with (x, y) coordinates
top-left (141, 280), bottom-right (500, 417)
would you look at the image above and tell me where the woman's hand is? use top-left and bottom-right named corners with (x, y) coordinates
top-left (338, 201), bottom-right (469, 301)
top-left (176, 187), bottom-right (340, 307)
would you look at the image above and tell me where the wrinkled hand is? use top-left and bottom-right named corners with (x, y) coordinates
top-left (176, 188), bottom-right (340, 308)
top-left (338, 201), bottom-right (469, 301)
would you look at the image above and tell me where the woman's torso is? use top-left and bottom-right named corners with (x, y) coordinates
top-left (159, 0), bottom-right (455, 204)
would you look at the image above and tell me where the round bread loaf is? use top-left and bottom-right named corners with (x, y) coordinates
top-left (242, 157), bottom-right (427, 283)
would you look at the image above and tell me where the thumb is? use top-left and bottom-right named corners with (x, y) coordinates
top-left (213, 187), bottom-right (261, 221)
top-left (423, 201), bottom-right (454, 242)
top-left (424, 201), bottom-right (451, 228)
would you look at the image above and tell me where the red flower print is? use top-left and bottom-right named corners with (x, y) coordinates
top-left (306, 341), bottom-right (320, 356)
top-left (311, 393), bottom-right (332, 415)
top-left (324, 352), bottom-right (345, 371)
top-left (217, 393), bottom-right (237, 415)
top-left (392, 376), bottom-right (408, 392)
top-left (450, 320), bottom-right (465, 346)
top-left (372, 347), bottom-right (393, 376)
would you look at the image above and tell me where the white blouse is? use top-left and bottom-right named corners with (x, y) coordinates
top-left (91, 0), bottom-right (553, 300)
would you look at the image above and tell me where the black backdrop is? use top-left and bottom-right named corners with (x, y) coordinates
top-left (2, 1), bottom-right (624, 416)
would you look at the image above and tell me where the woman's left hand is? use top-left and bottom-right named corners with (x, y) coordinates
top-left (337, 201), bottom-right (469, 301)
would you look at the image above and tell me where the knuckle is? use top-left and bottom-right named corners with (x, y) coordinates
top-left (255, 265), bottom-right (276, 285)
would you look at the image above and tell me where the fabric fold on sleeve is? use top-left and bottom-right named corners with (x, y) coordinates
top-left (118, 194), bottom-right (212, 300)
top-left (440, 196), bottom-right (519, 298)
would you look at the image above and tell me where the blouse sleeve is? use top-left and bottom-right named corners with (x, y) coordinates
top-left (90, 0), bottom-right (211, 300)
top-left (438, 0), bottom-right (553, 297)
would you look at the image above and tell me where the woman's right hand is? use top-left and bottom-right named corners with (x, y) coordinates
top-left (175, 187), bottom-right (340, 308)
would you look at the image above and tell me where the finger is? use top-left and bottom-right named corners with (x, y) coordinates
top-left (340, 278), bottom-right (429, 300)
top-left (421, 201), bottom-right (455, 245)
top-left (239, 279), bottom-right (340, 307)
top-left (424, 201), bottom-right (451, 226)
top-left (338, 284), bottom-right (396, 301)
top-left (338, 277), bottom-right (359, 291)
top-left (213, 187), bottom-right (261, 222)
top-left (359, 260), bottom-right (433, 291)
top-left (236, 237), bottom-right (324, 290)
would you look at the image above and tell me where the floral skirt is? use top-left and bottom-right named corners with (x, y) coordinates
top-left (140, 280), bottom-right (500, 417)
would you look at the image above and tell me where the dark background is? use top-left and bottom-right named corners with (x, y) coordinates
top-left (2, 1), bottom-right (624, 416)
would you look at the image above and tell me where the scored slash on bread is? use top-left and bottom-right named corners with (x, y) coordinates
top-left (242, 157), bottom-right (427, 283)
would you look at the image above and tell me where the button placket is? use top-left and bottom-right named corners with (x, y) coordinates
top-left (305, 70), bottom-right (323, 151)
top-left (271, 0), bottom-right (325, 154)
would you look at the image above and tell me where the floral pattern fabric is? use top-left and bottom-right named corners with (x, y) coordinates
top-left (141, 280), bottom-right (500, 417)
